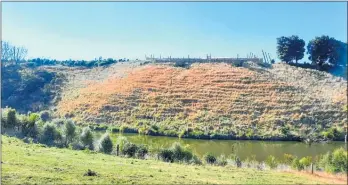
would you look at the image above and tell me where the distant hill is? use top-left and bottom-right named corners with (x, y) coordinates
top-left (51, 61), bottom-right (347, 141)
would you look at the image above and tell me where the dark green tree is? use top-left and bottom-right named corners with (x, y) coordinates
top-left (307, 35), bottom-right (341, 69)
top-left (277, 35), bottom-right (305, 64)
top-left (289, 35), bottom-right (306, 63)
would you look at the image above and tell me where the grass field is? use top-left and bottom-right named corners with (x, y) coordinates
top-left (1, 135), bottom-right (345, 184)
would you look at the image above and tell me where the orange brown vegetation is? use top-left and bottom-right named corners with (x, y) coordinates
top-left (56, 63), bottom-right (347, 135)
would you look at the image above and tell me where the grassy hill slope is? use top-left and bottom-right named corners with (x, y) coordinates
top-left (1, 135), bottom-right (345, 184)
top-left (53, 62), bottom-right (347, 140)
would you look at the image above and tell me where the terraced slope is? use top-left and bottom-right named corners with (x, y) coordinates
top-left (55, 62), bottom-right (347, 140)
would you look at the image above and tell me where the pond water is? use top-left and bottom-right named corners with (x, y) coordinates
top-left (95, 132), bottom-right (346, 161)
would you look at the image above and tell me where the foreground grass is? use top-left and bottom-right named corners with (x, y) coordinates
top-left (1, 136), bottom-right (343, 184)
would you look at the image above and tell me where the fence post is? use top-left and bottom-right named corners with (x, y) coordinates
top-left (311, 163), bottom-right (314, 174)
top-left (116, 144), bottom-right (119, 156)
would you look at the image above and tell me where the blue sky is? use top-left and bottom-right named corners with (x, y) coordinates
top-left (2, 2), bottom-right (347, 61)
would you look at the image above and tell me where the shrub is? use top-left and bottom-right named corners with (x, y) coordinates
top-left (98, 133), bottom-right (113, 154)
top-left (291, 157), bottom-right (304, 170)
top-left (189, 155), bottom-right (203, 165)
top-left (319, 148), bottom-right (347, 173)
top-left (122, 142), bottom-right (138, 157)
top-left (3, 108), bottom-right (17, 129)
top-left (94, 124), bottom-right (108, 131)
top-left (204, 153), bottom-right (217, 164)
top-left (265, 155), bottom-right (278, 169)
top-left (171, 142), bottom-right (196, 163)
top-left (217, 155), bottom-right (228, 166)
top-left (299, 156), bottom-right (312, 168)
top-left (322, 128), bottom-right (341, 140)
top-left (40, 111), bottom-right (50, 122)
top-left (332, 148), bottom-right (348, 173)
top-left (52, 118), bottom-right (65, 126)
top-left (64, 119), bottom-right (77, 146)
top-left (70, 140), bottom-right (85, 150)
top-left (20, 114), bottom-right (39, 138)
top-left (40, 123), bottom-right (61, 146)
top-left (171, 142), bottom-right (186, 161)
top-left (84, 169), bottom-right (97, 176)
top-left (80, 127), bottom-right (94, 150)
top-left (158, 148), bottom-right (174, 162)
top-left (283, 153), bottom-right (295, 165)
top-left (110, 126), bottom-right (120, 133)
top-left (189, 130), bottom-right (205, 139)
top-left (136, 144), bottom-right (148, 159)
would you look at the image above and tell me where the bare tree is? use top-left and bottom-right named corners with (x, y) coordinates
top-left (1, 41), bottom-right (28, 65)
top-left (13, 45), bottom-right (28, 64)
top-left (1, 41), bottom-right (13, 65)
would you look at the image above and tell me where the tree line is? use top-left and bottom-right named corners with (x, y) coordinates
top-left (1, 41), bottom-right (128, 68)
top-left (276, 35), bottom-right (347, 71)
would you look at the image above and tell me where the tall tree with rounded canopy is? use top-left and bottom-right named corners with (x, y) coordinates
top-left (277, 36), bottom-right (292, 63)
top-left (276, 35), bottom-right (305, 63)
top-left (307, 35), bottom-right (340, 69)
top-left (289, 35), bottom-right (306, 63)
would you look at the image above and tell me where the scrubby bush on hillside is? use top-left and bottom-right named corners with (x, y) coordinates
top-left (158, 148), bottom-right (175, 163)
top-left (204, 153), bottom-right (217, 165)
top-left (115, 137), bottom-right (148, 158)
top-left (40, 123), bottom-right (63, 146)
top-left (171, 142), bottom-right (190, 162)
top-left (321, 127), bottom-right (343, 140)
top-left (122, 142), bottom-right (138, 157)
top-left (52, 118), bottom-right (65, 126)
top-left (98, 133), bottom-right (113, 154)
top-left (156, 142), bottom-right (198, 163)
top-left (20, 113), bottom-right (40, 138)
top-left (80, 127), bottom-right (94, 150)
top-left (2, 108), bottom-right (18, 129)
top-left (136, 144), bottom-right (149, 159)
top-left (40, 111), bottom-right (50, 122)
top-left (63, 119), bottom-right (77, 146)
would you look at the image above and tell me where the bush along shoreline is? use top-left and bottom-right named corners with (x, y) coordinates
top-left (89, 122), bottom-right (345, 143)
top-left (1, 107), bottom-right (347, 175)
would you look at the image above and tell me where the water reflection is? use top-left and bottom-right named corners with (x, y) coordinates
top-left (95, 132), bottom-right (345, 161)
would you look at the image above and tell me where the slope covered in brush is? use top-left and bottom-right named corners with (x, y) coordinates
top-left (55, 62), bottom-right (347, 140)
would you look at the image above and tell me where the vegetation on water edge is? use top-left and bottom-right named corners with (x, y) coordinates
top-left (2, 107), bottom-right (347, 175)
top-left (4, 136), bottom-right (345, 184)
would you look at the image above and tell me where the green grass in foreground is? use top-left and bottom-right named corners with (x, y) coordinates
top-left (1, 135), bottom-right (332, 184)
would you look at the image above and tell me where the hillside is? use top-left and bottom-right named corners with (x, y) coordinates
top-left (2, 135), bottom-right (345, 184)
top-left (52, 62), bottom-right (347, 140)
top-left (1, 65), bottom-right (63, 113)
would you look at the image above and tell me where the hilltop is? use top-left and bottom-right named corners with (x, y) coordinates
top-left (47, 61), bottom-right (347, 141)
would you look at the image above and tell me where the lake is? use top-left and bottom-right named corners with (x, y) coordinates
top-left (95, 132), bottom-right (346, 161)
